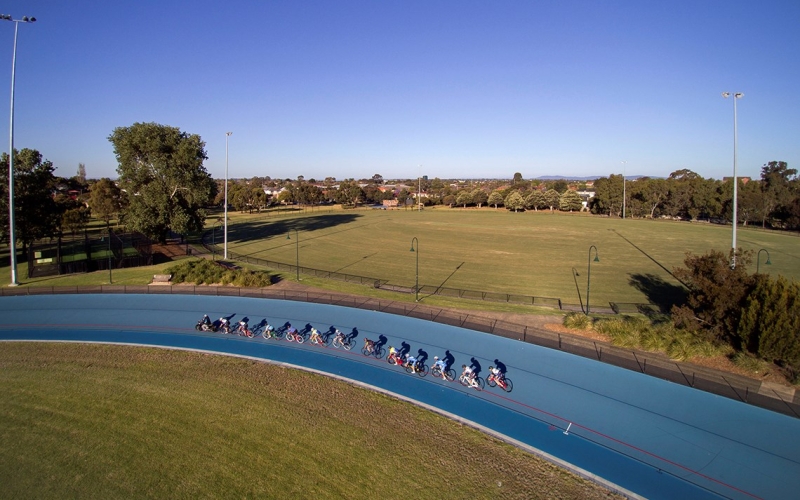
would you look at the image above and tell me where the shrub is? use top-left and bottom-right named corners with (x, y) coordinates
top-left (563, 312), bottom-right (593, 330)
top-left (731, 352), bottom-right (770, 376)
top-left (166, 259), bottom-right (272, 287)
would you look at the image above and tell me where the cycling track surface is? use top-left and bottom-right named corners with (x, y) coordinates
top-left (1, 294), bottom-right (798, 500)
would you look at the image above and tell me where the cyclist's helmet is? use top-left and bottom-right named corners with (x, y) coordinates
top-left (489, 366), bottom-right (494, 371)
top-left (434, 356), bottom-right (439, 360)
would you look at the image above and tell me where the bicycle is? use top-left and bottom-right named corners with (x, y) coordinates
top-left (386, 349), bottom-right (402, 365)
top-left (487, 373), bottom-right (514, 393)
top-left (404, 359), bottom-right (428, 377)
top-left (331, 332), bottom-right (354, 350)
top-left (431, 364), bottom-right (456, 381)
top-left (458, 372), bottom-right (485, 391)
top-left (285, 328), bottom-right (304, 343)
top-left (261, 324), bottom-right (281, 340)
top-left (361, 338), bottom-right (384, 358)
top-left (237, 324), bottom-right (253, 338)
top-left (309, 329), bottom-right (327, 346)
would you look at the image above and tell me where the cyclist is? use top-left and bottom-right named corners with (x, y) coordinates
top-left (200, 314), bottom-right (212, 328)
top-left (461, 364), bottom-right (475, 385)
top-left (237, 319), bottom-right (249, 336)
top-left (404, 353), bottom-right (418, 372)
top-left (333, 328), bottom-right (346, 343)
top-left (286, 324), bottom-right (298, 340)
top-left (489, 365), bottom-right (504, 384)
top-left (387, 345), bottom-right (398, 363)
top-left (309, 327), bottom-right (322, 344)
top-left (219, 317), bottom-right (230, 333)
top-left (262, 321), bottom-right (275, 338)
top-left (433, 356), bottom-right (447, 378)
top-left (363, 338), bottom-right (376, 354)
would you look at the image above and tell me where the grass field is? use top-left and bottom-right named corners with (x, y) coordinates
top-left (0, 343), bottom-right (619, 499)
top-left (218, 207), bottom-right (800, 309)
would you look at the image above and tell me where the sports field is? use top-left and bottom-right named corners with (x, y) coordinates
top-left (220, 207), bottom-right (800, 309)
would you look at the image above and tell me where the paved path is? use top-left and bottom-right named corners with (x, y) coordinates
top-left (2, 294), bottom-right (799, 500)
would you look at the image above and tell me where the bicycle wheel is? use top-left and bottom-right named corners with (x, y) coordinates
top-left (501, 378), bottom-right (513, 393)
top-left (486, 375), bottom-right (497, 388)
top-left (374, 346), bottom-right (385, 358)
top-left (343, 339), bottom-right (353, 351)
top-left (387, 354), bottom-right (396, 365)
top-left (475, 377), bottom-right (485, 391)
top-left (404, 364), bottom-right (414, 374)
top-left (416, 363), bottom-right (428, 377)
top-left (286, 333), bottom-right (295, 342)
top-left (361, 347), bottom-right (371, 356)
top-left (458, 375), bottom-right (468, 387)
top-left (445, 369), bottom-right (456, 381)
top-left (431, 366), bottom-right (441, 378)
top-left (296, 334), bottom-right (305, 344)
top-left (332, 338), bottom-right (341, 349)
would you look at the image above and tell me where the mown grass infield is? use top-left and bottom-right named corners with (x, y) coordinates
top-left (0, 343), bottom-right (619, 499)
top-left (219, 207), bottom-right (800, 309)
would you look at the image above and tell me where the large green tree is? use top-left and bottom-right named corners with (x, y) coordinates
top-left (0, 149), bottom-right (59, 254)
top-left (89, 178), bottom-right (123, 228)
top-left (108, 123), bottom-right (216, 242)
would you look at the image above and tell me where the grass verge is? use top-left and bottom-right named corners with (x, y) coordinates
top-left (0, 343), bottom-right (619, 500)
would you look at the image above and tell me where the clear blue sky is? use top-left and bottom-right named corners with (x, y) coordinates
top-left (2, 0), bottom-right (799, 182)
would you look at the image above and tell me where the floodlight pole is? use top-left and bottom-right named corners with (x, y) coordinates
top-left (2, 14), bottom-right (36, 286)
top-left (586, 245), bottom-right (600, 315)
top-left (107, 229), bottom-right (113, 284)
top-left (418, 164), bottom-right (422, 212)
top-left (224, 132), bottom-right (232, 260)
top-left (621, 160), bottom-right (627, 219)
top-left (287, 229), bottom-right (299, 281)
top-left (722, 92), bottom-right (743, 269)
top-left (410, 237), bottom-right (419, 302)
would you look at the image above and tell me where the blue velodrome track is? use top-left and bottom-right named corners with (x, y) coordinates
top-left (1, 294), bottom-right (799, 500)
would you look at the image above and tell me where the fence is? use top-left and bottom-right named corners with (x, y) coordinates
top-left (2, 284), bottom-right (797, 419)
top-left (27, 232), bottom-right (153, 278)
top-left (203, 235), bottom-right (569, 311)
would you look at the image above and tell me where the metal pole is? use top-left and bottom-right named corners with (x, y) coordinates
top-left (586, 245), bottom-right (599, 315)
top-left (621, 160), bottom-right (627, 219)
top-left (224, 131), bottom-right (232, 259)
top-left (295, 230), bottom-right (299, 281)
top-left (722, 92), bottom-right (743, 268)
top-left (3, 15), bottom-right (36, 285)
top-left (757, 248), bottom-right (771, 274)
top-left (410, 237), bottom-right (419, 302)
top-left (418, 165), bottom-right (422, 212)
top-left (107, 229), bottom-right (112, 284)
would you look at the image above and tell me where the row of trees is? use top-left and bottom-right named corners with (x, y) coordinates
top-left (590, 163), bottom-right (799, 229)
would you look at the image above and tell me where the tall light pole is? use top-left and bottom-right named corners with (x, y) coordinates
top-left (224, 131), bottom-right (232, 259)
top-left (621, 160), bottom-right (627, 219)
top-left (2, 14), bottom-right (36, 286)
top-left (410, 237), bottom-right (419, 302)
top-left (287, 229), bottom-right (299, 281)
top-left (722, 92), bottom-right (743, 269)
top-left (418, 164), bottom-right (422, 212)
top-left (586, 245), bottom-right (600, 315)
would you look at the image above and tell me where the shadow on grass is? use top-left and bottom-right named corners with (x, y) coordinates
top-left (628, 273), bottom-right (687, 314)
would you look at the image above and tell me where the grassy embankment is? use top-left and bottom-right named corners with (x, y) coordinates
top-left (0, 343), bottom-right (619, 500)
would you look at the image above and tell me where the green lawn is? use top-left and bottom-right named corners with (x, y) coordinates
top-left (217, 207), bottom-right (800, 308)
top-left (0, 343), bottom-right (618, 500)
